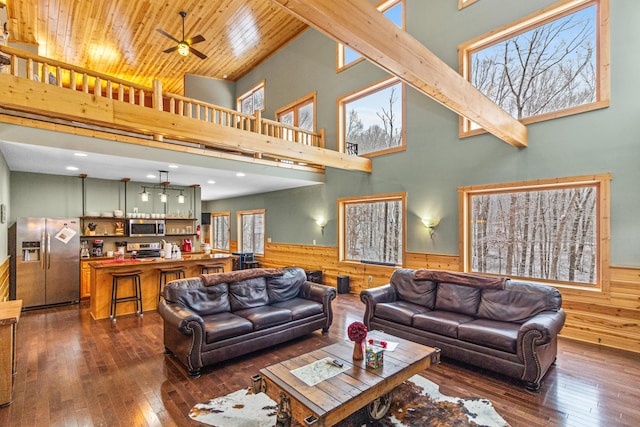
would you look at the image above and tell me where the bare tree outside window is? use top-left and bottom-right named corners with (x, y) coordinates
top-left (238, 211), bottom-right (264, 255)
top-left (340, 195), bottom-right (404, 265)
top-left (460, 0), bottom-right (609, 134)
top-left (212, 214), bottom-right (230, 251)
top-left (342, 80), bottom-right (404, 156)
top-left (470, 186), bottom-right (598, 284)
top-left (237, 82), bottom-right (265, 115)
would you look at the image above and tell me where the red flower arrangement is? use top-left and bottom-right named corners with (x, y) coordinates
top-left (347, 322), bottom-right (368, 360)
top-left (347, 322), bottom-right (368, 343)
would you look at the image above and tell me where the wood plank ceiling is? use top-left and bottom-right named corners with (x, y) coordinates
top-left (5, 0), bottom-right (308, 94)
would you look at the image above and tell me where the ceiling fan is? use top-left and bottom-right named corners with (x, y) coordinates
top-left (157, 11), bottom-right (207, 59)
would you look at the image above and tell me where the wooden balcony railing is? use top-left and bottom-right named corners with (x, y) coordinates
top-left (0, 45), bottom-right (324, 148)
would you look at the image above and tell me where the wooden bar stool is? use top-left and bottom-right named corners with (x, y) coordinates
top-left (199, 263), bottom-right (224, 274)
top-left (158, 266), bottom-right (186, 301)
top-left (110, 270), bottom-right (144, 322)
top-left (243, 260), bottom-right (260, 269)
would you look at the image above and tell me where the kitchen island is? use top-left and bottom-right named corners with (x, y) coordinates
top-left (89, 254), bottom-right (235, 320)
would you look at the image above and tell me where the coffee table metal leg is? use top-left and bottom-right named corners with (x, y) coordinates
top-left (367, 392), bottom-right (391, 421)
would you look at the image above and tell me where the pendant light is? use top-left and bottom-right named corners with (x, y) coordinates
top-left (141, 188), bottom-right (149, 202)
top-left (177, 190), bottom-right (185, 204)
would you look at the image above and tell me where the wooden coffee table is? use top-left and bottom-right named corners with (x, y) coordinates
top-left (253, 330), bottom-right (440, 426)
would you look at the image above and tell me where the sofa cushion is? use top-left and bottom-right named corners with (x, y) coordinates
top-left (267, 267), bottom-right (307, 303)
top-left (375, 301), bottom-right (431, 326)
top-left (457, 319), bottom-right (520, 353)
top-left (413, 310), bottom-right (475, 338)
top-left (435, 282), bottom-right (481, 316)
top-left (391, 269), bottom-right (436, 309)
top-left (234, 306), bottom-right (293, 330)
top-left (477, 280), bottom-right (563, 323)
top-left (271, 298), bottom-right (323, 320)
top-left (164, 279), bottom-right (231, 316)
top-left (203, 312), bottom-right (254, 343)
top-left (229, 278), bottom-right (269, 311)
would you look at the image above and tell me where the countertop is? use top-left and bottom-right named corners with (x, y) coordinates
top-left (88, 253), bottom-right (234, 269)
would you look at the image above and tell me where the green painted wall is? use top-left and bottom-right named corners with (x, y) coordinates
top-left (184, 74), bottom-right (236, 109)
top-left (204, 0), bottom-right (640, 267)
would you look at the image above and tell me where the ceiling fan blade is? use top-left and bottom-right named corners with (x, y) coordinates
top-left (190, 46), bottom-right (208, 60)
top-left (187, 35), bottom-right (205, 45)
top-left (156, 28), bottom-right (181, 44)
top-left (163, 46), bottom-right (178, 54)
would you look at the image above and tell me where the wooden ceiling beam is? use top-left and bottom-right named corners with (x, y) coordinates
top-left (268, 0), bottom-right (528, 148)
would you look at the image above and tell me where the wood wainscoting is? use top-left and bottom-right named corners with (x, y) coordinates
top-left (258, 242), bottom-right (640, 354)
top-left (0, 257), bottom-right (9, 302)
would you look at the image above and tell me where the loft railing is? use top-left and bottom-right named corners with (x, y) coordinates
top-left (0, 45), bottom-right (324, 148)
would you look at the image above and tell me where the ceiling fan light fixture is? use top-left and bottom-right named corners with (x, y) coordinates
top-left (178, 42), bottom-right (189, 56)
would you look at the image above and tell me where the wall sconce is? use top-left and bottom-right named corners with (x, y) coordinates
top-left (316, 218), bottom-right (328, 235)
top-left (422, 217), bottom-right (440, 239)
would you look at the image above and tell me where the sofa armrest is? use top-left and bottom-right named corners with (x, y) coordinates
top-left (360, 284), bottom-right (396, 329)
top-left (517, 309), bottom-right (566, 388)
top-left (300, 281), bottom-right (337, 303)
top-left (158, 299), bottom-right (205, 335)
top-left (300, 281), bottom-right (337, 331)
top-left (517, 309), bottom-right (566, 346)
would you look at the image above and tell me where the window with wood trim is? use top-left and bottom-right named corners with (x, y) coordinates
top-left (458, 0), bottom-right (479, 9)
top-left (338, 77), bottom-right (405, 157)
top-left (211, 212), bottom-right (230, 251)
top-left (459, 0), bottom-right (609, 136)
top-left (336, 0), bottom-right (404, 72)
top-left (237, 209), bottom-right (265, 255)
top-left (459, 174), bottom-right (611, 290)
top-left (237, 81), bottom-right (265, 116)
top-left (276, 92), bottom-right (316, 135)
top-left (338, 193), bottom-right (406, 266)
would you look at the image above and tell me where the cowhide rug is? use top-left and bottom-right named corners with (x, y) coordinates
top-left (189, 375), bottom-right (511, 427)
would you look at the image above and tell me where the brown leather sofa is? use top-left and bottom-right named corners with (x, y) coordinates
top-left (159, 267), bottom-right (336, 377)
top-left (360, 269), bottom-right (565, 391)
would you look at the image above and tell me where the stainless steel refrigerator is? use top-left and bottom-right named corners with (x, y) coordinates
top-left (9, 217), bottom-right (80, 308)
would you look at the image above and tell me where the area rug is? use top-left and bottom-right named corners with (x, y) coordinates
top-left (189, 374), bottom-right (510, 427)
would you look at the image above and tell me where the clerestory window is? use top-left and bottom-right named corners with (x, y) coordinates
top-left (458, 0), bottom-right (610, 136)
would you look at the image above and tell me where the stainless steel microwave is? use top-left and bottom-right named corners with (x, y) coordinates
top-left (127, 219), bottom-right (165, 237)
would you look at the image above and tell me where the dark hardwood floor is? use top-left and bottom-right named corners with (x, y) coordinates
top-left (1, 294), bottom-right (638, 426)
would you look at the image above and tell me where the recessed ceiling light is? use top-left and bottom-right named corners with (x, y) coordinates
top-left (168, 164), bottom-right (178, 168)
top-left (207, 180), bottom-right (216, 184)
top-left (236, 172), bottom-right (246, 177)
top-left (73, 153), bottom-right (88, 157)
top-left (66, 166), bottom-right (79, 171)
top-left (147, 174), bottom-right (156, 179)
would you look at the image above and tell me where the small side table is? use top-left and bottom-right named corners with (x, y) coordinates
top-left (0, 300), bottom-right (22, 407)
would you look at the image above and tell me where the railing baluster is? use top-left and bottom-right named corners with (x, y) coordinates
top-left (70, 70), bottom-right (76, 90)
top-left (106, 81), bottom-right (113, 99)
top-left (94, 76), bottom-right (102, 97)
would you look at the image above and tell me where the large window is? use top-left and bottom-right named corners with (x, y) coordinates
top-left (237, 209), bottom-right (265, 255)
top-left (459, 0), bottom-right (609, 136)
top-left (338, 193), bottom-right (406, 265)
top-left (211, 212), bottom-right (230, 251)
top-left (338, 77), bottom-right (405, 157)
top-left (237, 81), bottom-right (265, 116)
top-left (337, 0), bottom-right (404, 72)
top-left (459, 174), bottom-right (611, 289)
